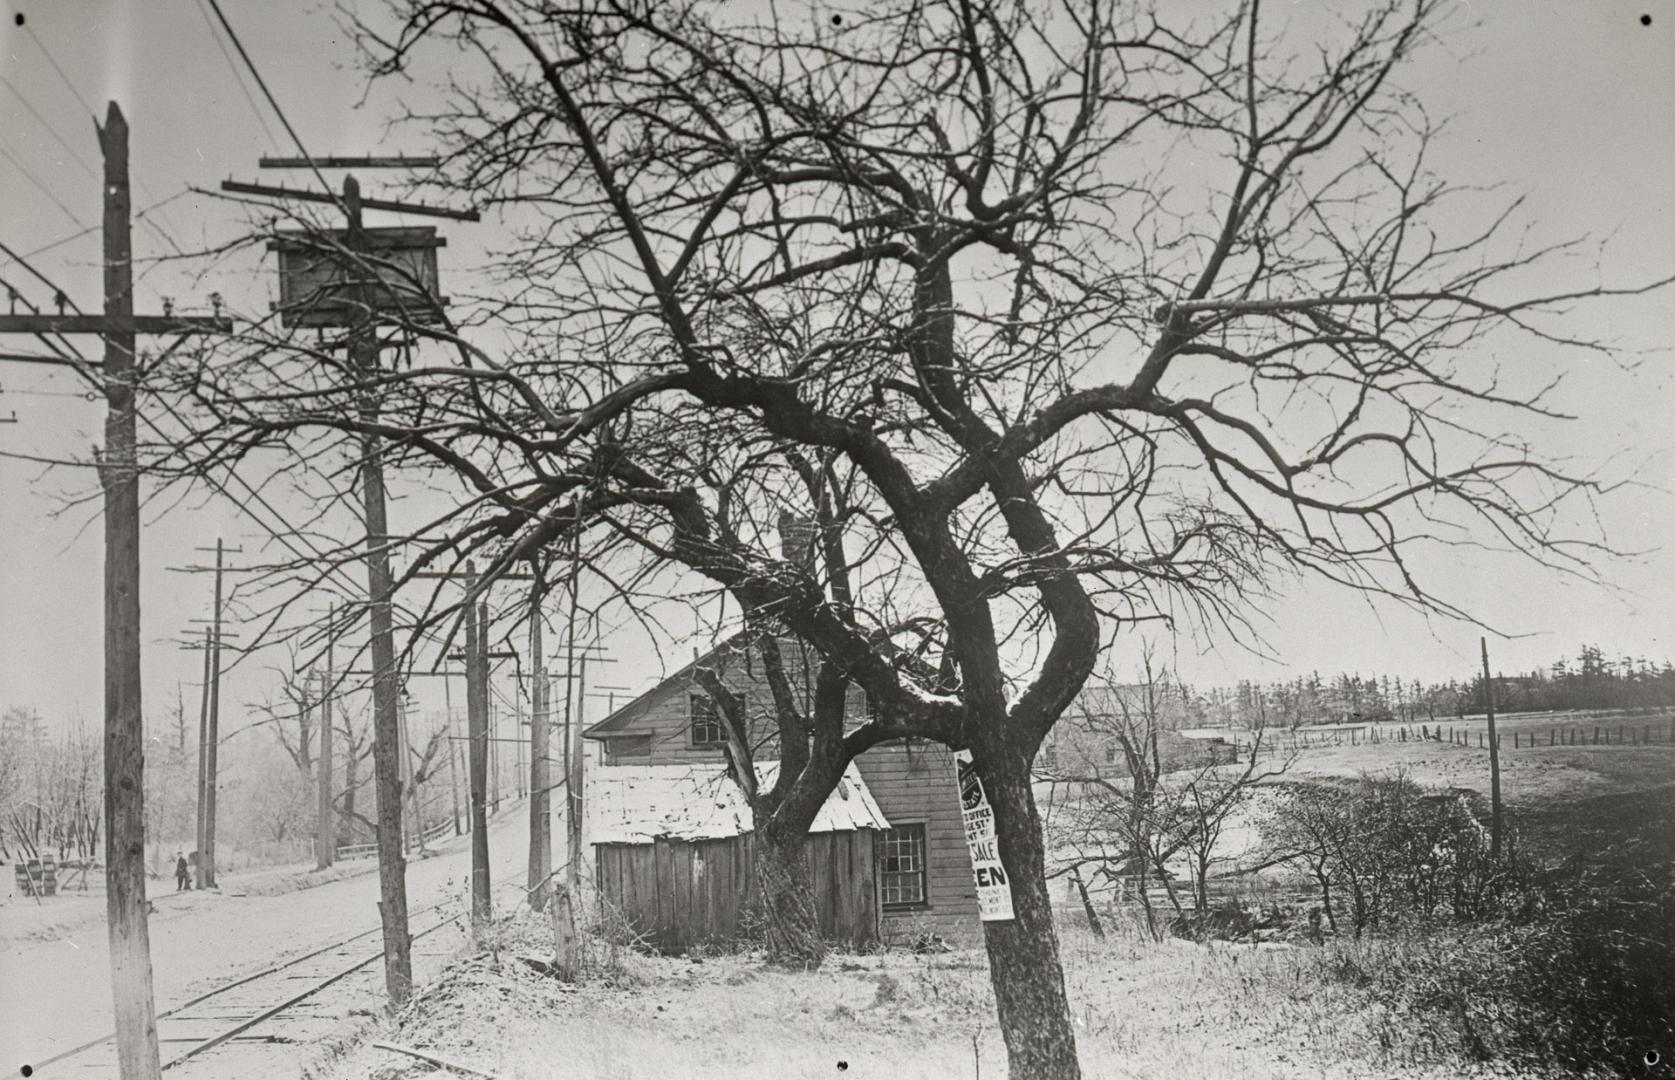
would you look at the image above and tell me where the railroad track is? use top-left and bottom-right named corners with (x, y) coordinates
top-left (32, 880), bottom-right (520, 1078)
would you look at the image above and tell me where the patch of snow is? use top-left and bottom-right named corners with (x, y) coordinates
top-left (585, 760), bottom-right (889, 844)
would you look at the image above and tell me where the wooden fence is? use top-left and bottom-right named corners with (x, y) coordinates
top-left (1440, 722), bottom-right (1675, 751)
top-left (595, 830), bottom-right (879, 954)
top-left (335, 816), bottom-right (454, 861)
top-left (1231, 718), bottom-right (1675, 758)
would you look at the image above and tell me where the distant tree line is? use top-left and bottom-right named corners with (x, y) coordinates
top-left (1149, 644), bottom-right (1675, 731)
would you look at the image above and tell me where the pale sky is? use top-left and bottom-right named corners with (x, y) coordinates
top-left (1, 1), bottom-right (1672, 733)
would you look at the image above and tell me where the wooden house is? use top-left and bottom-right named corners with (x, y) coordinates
top-left (582, 638), bottom-right (981, 949)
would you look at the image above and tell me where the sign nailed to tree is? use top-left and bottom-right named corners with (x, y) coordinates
top-left (269, 227), bottom-right (447, 329)
top-left (955, 750), bottom-right (1015, 922)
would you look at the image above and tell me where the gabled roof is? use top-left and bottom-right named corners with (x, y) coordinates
top-left (583, 634), bottom-right (747, 739)
top-left (585, 760), bottom-right (890, 844)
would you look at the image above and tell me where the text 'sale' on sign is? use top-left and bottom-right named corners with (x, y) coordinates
top-left (955, 750), bottom-right (1015, 922)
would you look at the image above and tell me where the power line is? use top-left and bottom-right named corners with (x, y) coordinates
top-left (0, 270), bottom-right (94, 380)
top-left (0, 240), bottom-right (85, 311)
top-left (0, 23), bottom-right (186, 255)
top-left (21, 222), bottom-right (99, 261)
top-left (0, 73), bottom-right (100, 179)
top-left (0, 143), bottom-right (89, 228)
top-left (0, 244), bottom-right (373, 609)
top-left (201, 0), bottom-right (339, 208)
top-left (189, 0), bottom-right (280, 150)
top-left (20, 189), bottom-right (194, 264)
top-left (17, 16), bottom-right (98, 118)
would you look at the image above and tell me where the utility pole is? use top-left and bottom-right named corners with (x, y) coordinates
top-left (229, 157), bottom-right (472, 1006)
top-left (444, 675), bottom-right (462, 837)
top-left (490, 679), bottom-right (501, 815)
top-left (515, 677), bottom-right (526, 799)
top-left (95, 102), bottom-right (160, 1080)
top-left (1481, 637), bottom-right (1503, 860)
top-left (194, 625), bottom-right (212, 885)
top-left (0, 103), bottom-right (228, 1080)
top-left (194, 538), bottom-right (229, 889)
top-left (343, 174), bottom-right (414, 1003)
top-left (398, 689), bottom-right (425, 854)
top-left (465, 568), bottom-right (491, 925)
top-left (526, 577), bottom-right (550, 911)
top-left (412, 565), bottom-right (532, 917)
top-left (549, 577), bottom-right (612, 980)
top-left (316, 615), bottom-right (334, 870)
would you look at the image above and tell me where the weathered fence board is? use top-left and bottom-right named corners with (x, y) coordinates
top-left (596, 830), bottom-right (879, 953)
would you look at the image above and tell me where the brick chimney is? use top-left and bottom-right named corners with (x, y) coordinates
top-left (777, 510), bottom-right (818, 573)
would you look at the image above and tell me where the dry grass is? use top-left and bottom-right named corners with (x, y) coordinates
top-left (313, 902), bottom-right (1567, 1080)
top-left (311, 740), bottom-right (1674, 1079)
top-left (1282, 736), bottom-right (1675, 812)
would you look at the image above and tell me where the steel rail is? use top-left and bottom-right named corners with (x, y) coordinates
top-left (34, 898), bottom-right (450, 1072)
top-left (159, 906), bottom-right (466, 1070)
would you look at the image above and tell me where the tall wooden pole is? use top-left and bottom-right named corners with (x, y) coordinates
top-left (316, 616), bottom-right (334, 870)
top-left (194, 625), bottom-right (211, 882)
top-left (1481, 637), bottom-right (1503, 860)
top-left (98, 99), bottom-right (163, 1080)
top-left (514, 671), bottom-right (526, 799)
top-left (349, 174), bottom-right (412, 1002)
top-left (465, 567), bottom-right (491, 923)
top-left (490, 676), bottom-right (501, 814)
top-left (399, 690), bottom-right (423, 852)
top-left (201, 538), bottom-right (224, 887)
top-left (444, 675), bottom-right (462, 836)
top-left (571, 654), bottom-right (586, 872)
top-left (527, 578), bottom-right (550, 911)
top-left (551, 550), bottom-right (582, 979)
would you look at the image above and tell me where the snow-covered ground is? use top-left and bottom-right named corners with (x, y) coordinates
top-left (0, 803), bottom-right (536, 1070)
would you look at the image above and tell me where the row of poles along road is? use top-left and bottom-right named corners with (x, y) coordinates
top-left (0, 99), bottom-right (610, 1080)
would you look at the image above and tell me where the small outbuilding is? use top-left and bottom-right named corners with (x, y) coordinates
top-left (586, 761), bottom-right (888, 952)
top-left (582, 637), bottom-right (982, 951)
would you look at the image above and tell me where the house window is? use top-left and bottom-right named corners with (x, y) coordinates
top-left (879, 824), bottom-right (928, 909)
top-left (606, 735), bottom-right (651, 763)
top-left (689, 693), bottom-right (727, 747)
top-left (1105, 745), bottom-right (1117, 764)
top-left (1041, 744), bottom-right (1057, 768)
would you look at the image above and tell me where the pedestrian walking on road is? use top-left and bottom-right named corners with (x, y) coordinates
top-left (174, 852), bottom-right (189, 891)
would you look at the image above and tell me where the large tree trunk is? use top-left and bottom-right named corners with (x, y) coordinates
top-left (976, 750), bottom-right (1081, 1080)
top-left (754, 818), bottom-right (827, 966)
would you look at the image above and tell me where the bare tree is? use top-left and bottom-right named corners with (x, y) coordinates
top-left (152, 1), bottom-right (1673, 1073)
top-left (1048, 667), bottom-right (1281, 939)
top-left (250, 655), bottom-right (318, 776)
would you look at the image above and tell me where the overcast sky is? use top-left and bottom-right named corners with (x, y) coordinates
top-left (1, 1), bottom-right (1672, 732)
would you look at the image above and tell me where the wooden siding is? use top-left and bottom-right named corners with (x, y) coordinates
top-left (599, 650), bottom-right (788, 766)
top-left (852, 742), bottom-right (980, 942)
top-left (587, 639), bottom-right (980, 944)
top-left (595, 830), bottom-right (878, 953)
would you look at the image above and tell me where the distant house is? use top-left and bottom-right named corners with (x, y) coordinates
top-left (582, 636), bottom-right (980, 949)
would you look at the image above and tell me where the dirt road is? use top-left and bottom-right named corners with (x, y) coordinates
top-left (1, 803), bottom-right (534, 1072)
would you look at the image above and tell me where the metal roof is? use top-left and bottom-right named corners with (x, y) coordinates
top-left (584, 759), bottom-right (890, 845)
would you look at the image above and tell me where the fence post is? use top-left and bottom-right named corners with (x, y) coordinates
top-left (1593, 726), bottom-right (1600, 745)
top-left (1549, 729), bottom-right (1554, 747)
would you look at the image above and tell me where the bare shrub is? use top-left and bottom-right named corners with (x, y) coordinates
top-left (1263, 772), bottom-right (1514, 936)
